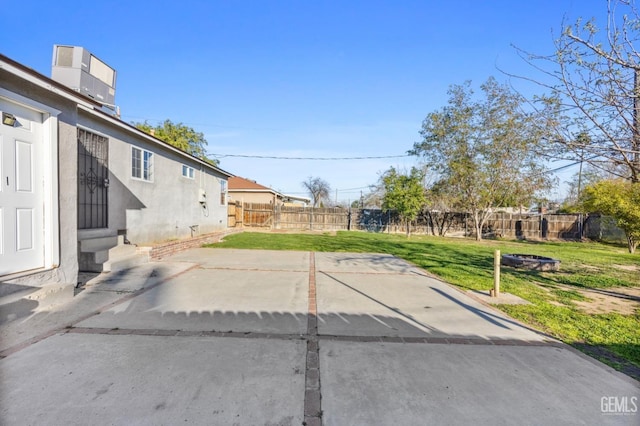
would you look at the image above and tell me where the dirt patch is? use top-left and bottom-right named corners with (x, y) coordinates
top-left (580, 264), bottom-right (602, 272)
top-left (571, 286), bottom-right (640, 315)
top-left (532, 280), bottom-right (639, 314)
top-left (613, 264), bottom-right (639, 272)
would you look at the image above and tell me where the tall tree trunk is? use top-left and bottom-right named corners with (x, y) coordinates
top-left (633, 69), bottom-right (640, 183)
top-left (427, 212), bottom-right (435, 236)
top-left (627, 234), bottom-right (637, 254)
top-left (473, 211), bottom-right (483, 240)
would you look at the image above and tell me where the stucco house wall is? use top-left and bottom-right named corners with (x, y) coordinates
top-left (77, 111), bottom-right (229, 245)
top-left (0, 53), bottom-right (232, 290)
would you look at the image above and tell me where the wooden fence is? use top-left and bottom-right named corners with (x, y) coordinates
top-left (227, 201), bottom-right (623, 241)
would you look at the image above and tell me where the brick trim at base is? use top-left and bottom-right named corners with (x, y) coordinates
top-left (148, 230), bottom-right (242, 260)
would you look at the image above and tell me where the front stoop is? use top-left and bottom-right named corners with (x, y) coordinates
top-left (79, 235), bottom-right (149, 273)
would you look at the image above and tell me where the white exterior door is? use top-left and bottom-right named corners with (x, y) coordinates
top-left (0, 100), bottom-right (44, 275)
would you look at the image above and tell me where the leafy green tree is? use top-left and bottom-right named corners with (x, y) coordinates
top-left (561, 165), bottom-right (617, 212)
top-left (302, 176), bottom-right (331, 207)
top-left (424, 179), bottom-right (458, 237)
top-left (134, 119), bottom-right (218, 166)
top-left (381, 167), bottom-right (426, 238)
top-left (582, 180), bottom-right (640, 253)
top-left (411, 77), bottom-right (554, 240)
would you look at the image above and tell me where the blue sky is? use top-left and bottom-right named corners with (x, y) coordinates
top-left (2, 0), bottom-right (606, 203)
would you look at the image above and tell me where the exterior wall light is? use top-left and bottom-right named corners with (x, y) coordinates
top-left (2, 112), bottom-right (16, 127)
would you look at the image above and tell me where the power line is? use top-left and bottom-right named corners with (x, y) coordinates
top-left (210, 153), bottom-right (412, 160)
top-left (122, 115), bottom-right (284, 132)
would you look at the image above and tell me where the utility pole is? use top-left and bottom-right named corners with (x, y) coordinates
top-left (577, 147), bottom-right (584, 201)
top-left (633, 68), bottom-right (640, 183)
top-left (577, 144), bottom-right (585, 239)
top-left (571, 131), bottom-right (594, 239)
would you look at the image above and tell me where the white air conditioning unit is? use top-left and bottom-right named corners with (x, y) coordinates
top-left (51, 45), bottom-right (116, 107)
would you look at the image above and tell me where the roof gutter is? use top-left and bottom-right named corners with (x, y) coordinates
top-left (0, 54), bottom-right (233, 178)
top-left (0, 55), bottom-right (99, 110)
top-left (77, 104), bottom-right (233, 177)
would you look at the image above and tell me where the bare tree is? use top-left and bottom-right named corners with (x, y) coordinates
top-left (424, 179), bottom-right (458, 237)
top-left (509, 0), bottom-right (640, 182)
top-left (302, 176), bottom-right (331, 207)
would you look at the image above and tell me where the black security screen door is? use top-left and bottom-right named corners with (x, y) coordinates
top-left (78, 129), bottom-right (109, 229)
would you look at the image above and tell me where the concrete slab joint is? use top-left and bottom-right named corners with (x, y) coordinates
top-left (304, 252), bottom-right (323, 424)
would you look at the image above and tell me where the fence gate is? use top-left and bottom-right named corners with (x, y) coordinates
top-left (227, 201), bottom-right (243, 227)
top-left (243, 203), bottom-right (273, 227)
top-left (227, 202), bottom-right (236, 227)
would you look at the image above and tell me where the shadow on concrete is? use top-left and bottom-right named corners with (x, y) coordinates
top-left (0, 298), bottom-right (39, 325)
top-left (429, 287), bottom-right (512, 330)
top-left (319, 271), bottom-right (437, 333)
top-left (573, 343), bottom-right (640, 381)
top-left (66, 262), bottom-right (552, 342)
top-left (75, 307), bottom-right (530, 343)
top-left (0, 264), bottom-right (184, 353)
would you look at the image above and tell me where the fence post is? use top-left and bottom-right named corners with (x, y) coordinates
top-left (386, 212), bottom-right (390, 233)
top-left (578, 213), bottom-right (583, 240)
top-left (274, 203), bottom-right (279, 230)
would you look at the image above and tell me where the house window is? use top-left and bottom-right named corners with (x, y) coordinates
top-left (182, 165), bottom-right (195, 179)
top-left (220, 179), bottom-right (227, 205)
top-left (132, 146), bottom-right (153, 181)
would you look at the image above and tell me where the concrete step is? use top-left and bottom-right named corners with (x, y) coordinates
top-left (79, 235), bottom-right (140, 273)
top-left (90, 245), bottom-right (136, 265)
top-left (103, 252), bottom-right (150, 273)
top-left (0, 282), bottom-right (75, 325)
top-left (108, 243), bottom-right (137, 259)
top-left (78, 235), bottom-right (118, 253)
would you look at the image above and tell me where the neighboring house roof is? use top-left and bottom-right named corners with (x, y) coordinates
top-left (0, 53), bottom-right (233, 178)
top-left (228, 176), bottom-right (275, 192)
top-left (228, 177), bottom-right (311, 204)
top-left (281, 194), bottom-right (312, 204)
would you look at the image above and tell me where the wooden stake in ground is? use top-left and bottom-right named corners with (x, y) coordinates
top-left (491, 249), bottom-right (501, 298)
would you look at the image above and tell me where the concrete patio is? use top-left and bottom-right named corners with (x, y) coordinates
top-left (0, 248), bottom-right (637, 425)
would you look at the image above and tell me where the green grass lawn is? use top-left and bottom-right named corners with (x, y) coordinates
top-left (206, 231), bottom-right (640, 377)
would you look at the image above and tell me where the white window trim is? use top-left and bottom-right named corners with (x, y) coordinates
top-left (131, 146), bottom-right (154, 182)
top-left (182, 164), bottom-right (195, 179)
top-left (220, 179), bottom-right (227, 205)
